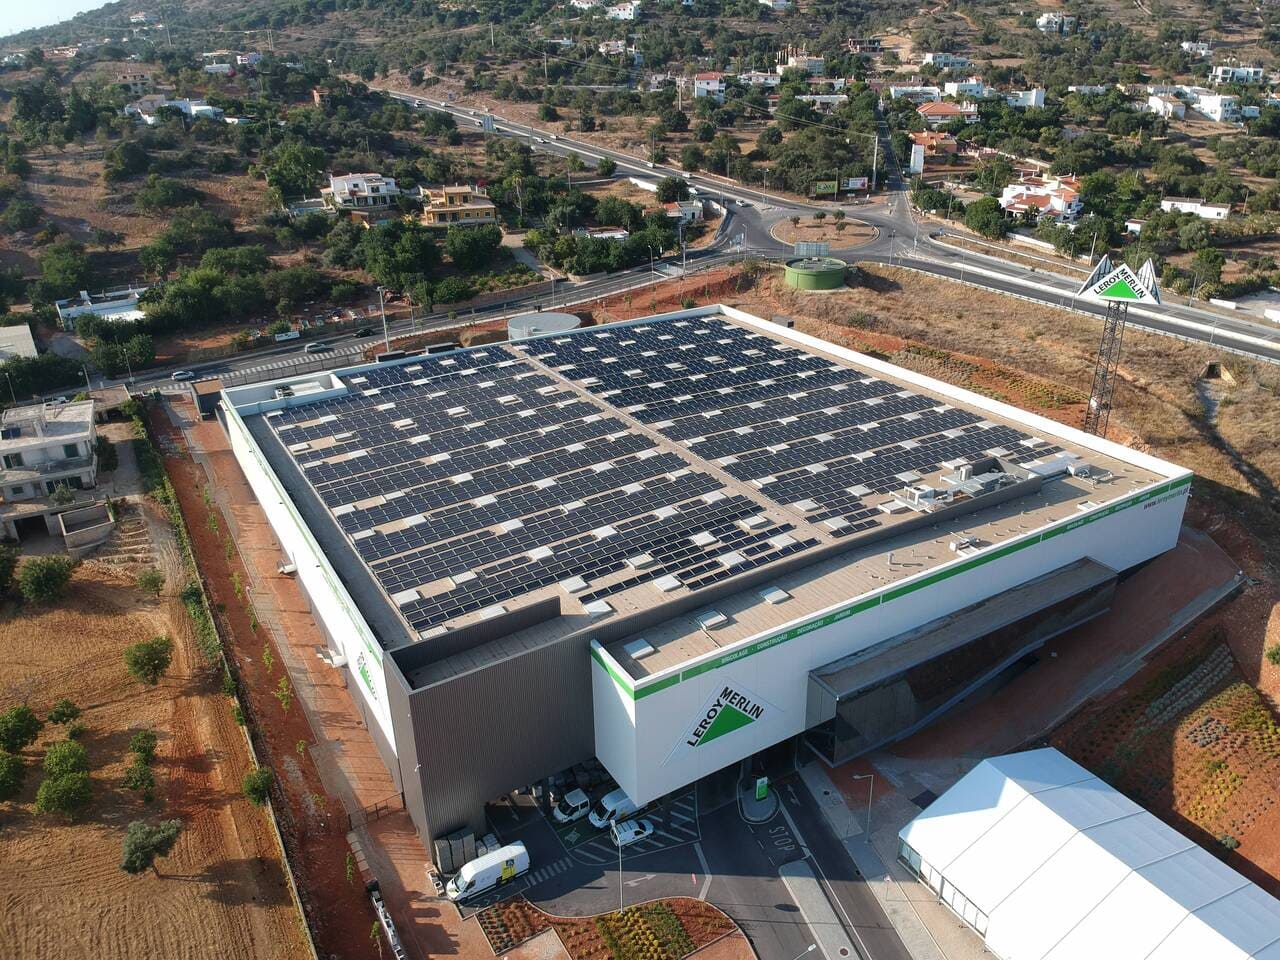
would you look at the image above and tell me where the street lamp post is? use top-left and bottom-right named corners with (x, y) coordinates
top-left (790, 944), bottom-right (817, 960)
top-left (377, 285), bottom-right (390, 350)
top-left (850, 773), bottom-right (874, 837)
top-left (618, 837), bottom-right (624, 915)
top-left (3, 372), bottom-right (14, 405)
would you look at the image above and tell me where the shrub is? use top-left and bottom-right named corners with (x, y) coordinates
top-left (66, 721), bottom-right (85, 740)
top-left (0, 543), bottom-right (18, 593)
top-left (136, 567), bottom-right (164, 597)
top-left (122, 759), bottom-right (155, 799)
top-left (123, 635), bottom-right (173, 686)
top-left (42, 739), bottom-right (88, 779)
top-left (0, 750), bottom-right (26, 801)
top-left (18, 555), bottom-right (74, 604)
top-left (95, 435), bottom-right (119, 472)
top-left (1267, 644), bottom-right (1280, 666)
top-left (120, 819), bottom-right (182, 874)
top-left (47, 698), bottom-right (80, 724)
top-left (128, 729), bottom-right (157, 764)
top-left (0, 705), bottom-right (43, 753)
top-left (34, 771), bottom-right (92, 816)
top-left (243, 767), bottom-right (273, 806)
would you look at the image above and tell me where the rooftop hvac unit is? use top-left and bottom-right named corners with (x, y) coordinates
top-left (949, 535), bottom-right (979, 553)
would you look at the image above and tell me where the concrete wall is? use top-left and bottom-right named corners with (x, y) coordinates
top-left (594, 474), bottom-right (1190, 805)
top-left (59, 502), bottom-right (114, 558)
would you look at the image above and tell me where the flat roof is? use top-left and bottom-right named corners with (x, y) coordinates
top-left (223, 307), bottom-right (1177, 687)
top-left (0, 324), bottom-right (37, 360)
top-left (0, 400), bottom-right (95, 451)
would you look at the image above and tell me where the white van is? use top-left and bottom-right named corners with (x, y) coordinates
top-left (588, 788), bottom-right (638, 829)
top-left (445, 842), bottom-right (530, 902)
top-left (553, 788), bottom-right (591, 824)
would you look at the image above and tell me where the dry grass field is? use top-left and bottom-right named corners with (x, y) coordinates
top-left (0, 544), bottom-right (308, 959)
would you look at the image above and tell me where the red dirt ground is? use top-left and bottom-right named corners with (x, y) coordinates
top-left (145, 406), bottom-right (381, 960)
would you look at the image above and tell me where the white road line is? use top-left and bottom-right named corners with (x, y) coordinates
top-left (694, 842), bottom-right (714, 900)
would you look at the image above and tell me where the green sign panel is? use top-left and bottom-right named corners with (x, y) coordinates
top-left (811, 180), bottom-right (838, 196)
top-left (755, 776), bottom-right (769, 802)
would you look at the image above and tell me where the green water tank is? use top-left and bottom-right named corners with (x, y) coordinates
top-left (783, 257), bottom-right (848, 290)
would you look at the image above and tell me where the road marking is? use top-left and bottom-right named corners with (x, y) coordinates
top-left (694, 842), bottom-right (714, 900)
top-left (625, 873), bottom-right (656, 887)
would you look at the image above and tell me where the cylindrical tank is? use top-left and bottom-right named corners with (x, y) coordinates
top-left (508, 311), bottom-right (582, 341)
top-left (783, 257), bottom-right (848, 291)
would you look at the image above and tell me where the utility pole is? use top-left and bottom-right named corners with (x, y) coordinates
top-left (544, 53), bottom-right (549, 81)
top-left (378, 286), bottom-right (390, 350)
top-left (490, 22), bottom-right (495, 48)
top-left (871, 133), bottom-right (879, 192)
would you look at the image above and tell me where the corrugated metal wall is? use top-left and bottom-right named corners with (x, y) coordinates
top-left (403, 635), bottom-right (595, 846)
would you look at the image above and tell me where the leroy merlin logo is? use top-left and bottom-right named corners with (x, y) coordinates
top-left (686, 686), bottom-right (765, 747)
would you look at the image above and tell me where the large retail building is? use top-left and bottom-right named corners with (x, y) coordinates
top-left (218, 305), bottom-right (1191, 846)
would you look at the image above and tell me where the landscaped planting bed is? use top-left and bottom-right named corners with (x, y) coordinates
top-left (477, 897), bottom-right (736, 960)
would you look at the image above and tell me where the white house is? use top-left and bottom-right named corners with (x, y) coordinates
top-left (1005, 88), bottom-right (1046, 109)
top-left (322, 174), bottom-right (402, 218)
top-left (598, 40), bottom-right (627, 55)
top-left (1068, 84), bottom-right (1110, 94)
top-left (795, 93), bottom-right (848, 112)
top-left (1147, 93), bottom-right (1186, 119)
top-left (1211, 65), bottom-right (1265, 85)
top-left (944, 78), bottom-right (992, 98)
top-left (663, 200), bottom-right (704, 223)
top-left (1195, 93), bottom-right (1240, 122)
top-left (693, 72), bottom-right (727, 99)
top-left (1161, 197), bottom-right (1231, 220)
top-left (125, 95), bottom-right (224, 125)
top-left (922, 52), bottom-right (970, 70)
top-left (758, 0), bottom-right (791, 10)
top-left (605, 1), bottom-right (640, 19)
top-left (202, 62), bottom-right (234, 76)
top-left (54, 287), bottom-right (148, 331)
top-left (1036, 11), bottom-right (1077, 34)
top-left (1180, 41), bottom-right (1212, 58)
top-left (0, 400), bottom-right (98, 506)
top-left (570, 0), bottom-right (600, 8)
top-left (777, 46), bottom-right (824, 75)
top-left (916, 100), bottom-right (979, 127)
top-left (740, 70), bottom-right (781, 88)
top-left (999, 174), bottom-right (1083, 222)
top-left (888, 85), bottom-right (942, 103)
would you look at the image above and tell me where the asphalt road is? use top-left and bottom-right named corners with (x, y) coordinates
top-left (380, 87), bottom-right (1280, 365)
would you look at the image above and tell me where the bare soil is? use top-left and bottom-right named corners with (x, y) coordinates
top-left (770, 217), bottom-right (877, 247)
top-left (0, 558), bottom-right (309, 960)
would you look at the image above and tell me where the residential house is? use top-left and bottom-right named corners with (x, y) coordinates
top-left (125, 95), bottom-right (224, 125)
top-left (570, 0), bottom-right (600, 7)
top-left (944, 77), bottom-right (992, 98)
top-left (114, 70), bottom-right (153, 96)
top-left (758, 0), bottom-right (791, 10)
top-left (1147, 93), bottom-right (1186, 119)
top-left (1160, 197), bottom-right (1231, 220)
top-left (846, 37), bottom-right (883, 55)
top-left (54, 287), bottom-right (148, 331)
top-left (322, 174), bottom-right (402, 220)
top-left (1180, 41), bottom-right (1212, 58)
top-left (739, 70), bottom-right (781, 88)
top-left (1068, 84), bottom-right (1110, 94)
top-left (794, 93), bottom-right (848, 112)
top-left (576, 227), bottom-right (630, 240)
top-left (1005, 88), bottom-right (1046, 109)
top-left (605, 2), bottom-right (640, 19)
top-left (916, 100), bottom-right (979, 127)
top-left (312, 87), bottom-right (331, 106)
top-left (1195, 93), bottom-right (1240, 122)
top-left (0, 400), bottom-right (98, 524)
top-left (421, 185), bottom-right (498, 227)
top-left (598, 40), bottom-right (628, 55)
top-left (0, 325), bottom-right (37, 360)
top-left (910, 130), bottom-right (959, 156)
top-left (776, 46), bottom-right (825, 76)
top-left (921, 52), bottom-right (971, 70)
top-left (888, 85), bottom-right (942, 103)
top-left (1035, 12), bottom-right (1077, 34)
top-left (203, 62), bottom-right (235, 76)
top-left (129, 11), bottom-right (154, 24)
top-left (237, 52), bottom-right (262, 67)
top-left (998, 174), bottom-right (1083, 223)
top-left (1211, 65), bottom-right (1265, 85)
top-left (663, 200), bottom-right (704, 223)
top-left (693, 72), bottom-right (727, 99)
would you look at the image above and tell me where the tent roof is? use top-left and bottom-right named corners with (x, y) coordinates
top-left (898, 748), bottom-right (1280, 960)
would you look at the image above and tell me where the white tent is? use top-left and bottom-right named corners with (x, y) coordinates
top-left (897, 748), bottom-right (1280, 960)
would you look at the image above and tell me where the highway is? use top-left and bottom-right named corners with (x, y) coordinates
top-left (381, 87), bottom-right (1280, 365)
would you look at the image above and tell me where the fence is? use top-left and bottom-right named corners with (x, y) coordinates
top-left (348, 792), bottom-right (407, 831)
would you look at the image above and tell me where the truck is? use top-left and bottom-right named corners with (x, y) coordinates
top-left (445, 842), bottom-right (530, 902)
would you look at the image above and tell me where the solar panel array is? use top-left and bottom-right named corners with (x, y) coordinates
top-left (516, 317), bottom-right (1061, 534)
top-left (263, 344), bottom-right (818, 639)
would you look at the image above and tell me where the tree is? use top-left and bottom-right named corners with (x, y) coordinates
top-left (128, 729), bottom-right (157, 764)
top-left (136, 567), bottom-right (164, 598)
top-left (0, 705), bottom-right (43, 753)
top-left (1192, 247), bottom-right (1226, 285)
top-left (0, 751), bottom-right (26, 801)
top-left (0, 543), bottom-right (18, 594)
top-left (262, 141), bottom-right (325, 200)
top-left (964, 197), bottom-right (1007, 239)
top-left (47, 698), bottom-right (80, 724)
top-left (680, 145), bottom-right (704, 172)
top-left (595, 157), bottom-right (616, 177)
top-left (443, 224), bottom-right (502, 270)
top-left (18, 555), bottom-right (74, 604)
top-left (656, 177), bottom-right (691, 203)
top-left (42, 739), bottom-right (88, 779)
top-left (120, 819), bottom-right (182, 875)
top-left (34, 770), bottom-right (92, 816)
top-left (121, 759), bottom-right (155, 800)
top-left (124, 636), bottom-right (173, 686)
top-left (34, 239), bottom-right (91, 302)
top-left (243, 767), bottom-right (273, 806)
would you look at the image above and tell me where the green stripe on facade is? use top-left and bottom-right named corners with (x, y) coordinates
top-left (594, 476), bottom-right (1193, 700)
top-left (591, 643), bottom-right (634, 693)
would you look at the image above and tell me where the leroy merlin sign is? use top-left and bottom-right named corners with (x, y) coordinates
top-left (686, 686), bottom-right (765, 747)
top-left (1077, 255), bottom-right (1161, 305)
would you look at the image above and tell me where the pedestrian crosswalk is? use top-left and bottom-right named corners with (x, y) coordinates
top-left (527, 855), bottom-right (575, 886)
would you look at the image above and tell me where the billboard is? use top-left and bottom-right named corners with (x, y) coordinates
top-left (811, 180), bottom-right (838, 196)
top-left (1077, 255), bottom-right (1161, 305)
top-left (841, 176), bottom-right (869, 191)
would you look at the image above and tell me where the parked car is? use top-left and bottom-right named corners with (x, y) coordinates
top-left (170, 370), bottom-right (194, 381)
top-left (445, 842), bottom-right (530, 901)
top-left (589, 787), bottom-right (639, 829)
top-left (552, 788), bottom-right (591, 824)
top-left (610, 819), bottom-right (655, 848)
